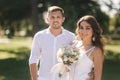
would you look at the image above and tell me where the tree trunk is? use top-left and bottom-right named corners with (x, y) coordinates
top-left (31, 0), bottom-right (41, 37)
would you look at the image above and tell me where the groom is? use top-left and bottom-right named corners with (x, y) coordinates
top-left (29, 6), bottom-right (94, 80)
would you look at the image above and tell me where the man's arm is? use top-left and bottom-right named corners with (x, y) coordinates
top-left (87, 68), bottom-right (94, 80)
top-left (30, 63), bottom-right (38, 80)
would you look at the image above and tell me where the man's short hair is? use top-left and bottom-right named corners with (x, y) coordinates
top-left (48, 6), bottom-right (64, 16)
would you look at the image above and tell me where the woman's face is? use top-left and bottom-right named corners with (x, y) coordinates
top-left (79, 21), bottom-right (93, 41)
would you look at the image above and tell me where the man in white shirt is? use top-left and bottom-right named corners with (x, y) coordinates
top-left (29, 6), bottom-right (75, 80)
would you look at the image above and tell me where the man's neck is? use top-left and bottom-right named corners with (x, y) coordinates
top-left (49, 27), bottom-right (62, 36)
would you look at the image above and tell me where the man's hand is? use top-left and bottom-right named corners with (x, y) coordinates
top-left (86, 68), bottom-right (94, 80)
top-left (30, 63), bottom-right (38, 80)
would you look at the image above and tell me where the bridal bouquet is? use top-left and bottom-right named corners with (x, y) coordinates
top-left (57, 45), bottom-right (79, 65)
top-left (51, 43), bottom-right (79, 78)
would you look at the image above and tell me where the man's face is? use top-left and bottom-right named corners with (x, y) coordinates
top-left (47, 11), bottom-right (65, 29)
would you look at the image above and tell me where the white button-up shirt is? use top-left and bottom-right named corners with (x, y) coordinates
top-left (29, 27), bottom-right (75, 80)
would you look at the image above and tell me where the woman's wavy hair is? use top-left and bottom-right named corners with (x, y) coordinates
top-left (75, 15), bottom-right (105, 54)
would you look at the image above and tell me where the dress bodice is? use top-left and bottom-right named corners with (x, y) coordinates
top-left (70, 46), bottom-right (95, 80)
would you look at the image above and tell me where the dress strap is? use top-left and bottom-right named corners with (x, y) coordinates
top-left (87, 46), bottom-right (96, 57)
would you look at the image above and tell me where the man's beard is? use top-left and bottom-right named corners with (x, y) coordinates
top-left (52, 24), bottom-right (61, 29)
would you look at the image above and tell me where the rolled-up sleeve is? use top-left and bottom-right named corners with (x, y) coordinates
top-left (29, 33), bottom-right (41, 65)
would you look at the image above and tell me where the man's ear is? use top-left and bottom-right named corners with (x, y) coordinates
top-left (63, 17), bottom-right (65, 22)
top-left (45, 18), bottom-right (49, 24)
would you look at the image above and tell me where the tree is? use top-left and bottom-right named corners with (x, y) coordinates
top-left (113, 13), bottom-right (120, 29)
top-left (30, 0), bottom-right (41, 36)
top-left (103, 0), bottom-right (120, 34)
top-left (110, 13), bottom-right (120, 34)
top-left (42, 0), bottom-right (109, 34)
top-left (0, 0), bottom-right (31, 37)
top-left (0, 0), bottom-right (110, 37)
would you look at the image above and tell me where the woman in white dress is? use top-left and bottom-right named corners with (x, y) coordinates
top-left (70, 15), bottom-right (105, 80)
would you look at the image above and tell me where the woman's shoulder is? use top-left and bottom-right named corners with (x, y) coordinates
top-left (93, 47), bottom-right (104, 58)
top-left (94, 47), bottom-right (102, 53)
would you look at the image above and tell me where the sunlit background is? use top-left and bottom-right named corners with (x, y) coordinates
top-left (0, 0), bottom-right (120, 80)
top-left (99, 0), bottom-right (120, 17)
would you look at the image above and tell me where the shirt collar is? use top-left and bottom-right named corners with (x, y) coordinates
top-left (46, 26), bottom-right (65, 36)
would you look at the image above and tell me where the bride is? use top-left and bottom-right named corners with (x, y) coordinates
top-left (51, 15), bottom-right (105, 80)
top-left (70, 15), bottom-right (105, 80)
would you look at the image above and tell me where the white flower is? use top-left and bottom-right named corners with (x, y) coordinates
top-left (58, 45), bottom-right (79, 65)
top-left (51, 63), bottom-right (70, 77)
top-left (51, 42), bottom-right (80, 77)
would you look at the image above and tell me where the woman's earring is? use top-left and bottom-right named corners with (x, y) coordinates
top-left (92, 37), bottom-right (95, 41)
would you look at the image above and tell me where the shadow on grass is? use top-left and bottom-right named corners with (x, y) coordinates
top-left (102, 50), bottom-right (120, 80)
top-left (0, 47), bottom-right (31, 80)
top-left (103, 59), bottom-right (120, 80)
top-left (0, 58), bottom-right (31, 80)
top-left (0, 47), bottom-right (120, 80)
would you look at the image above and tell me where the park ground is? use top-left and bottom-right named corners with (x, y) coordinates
top-left (0, 37), bottom-right (120, 80)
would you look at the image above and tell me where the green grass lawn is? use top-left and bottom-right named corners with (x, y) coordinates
top-left (0, 37), bottom-right (31, 80)
top-left (0, 37), bottom-right (120, 80)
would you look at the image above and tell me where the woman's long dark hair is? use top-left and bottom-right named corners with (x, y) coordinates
top-left (75, 15), bottom-right (104, 54)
